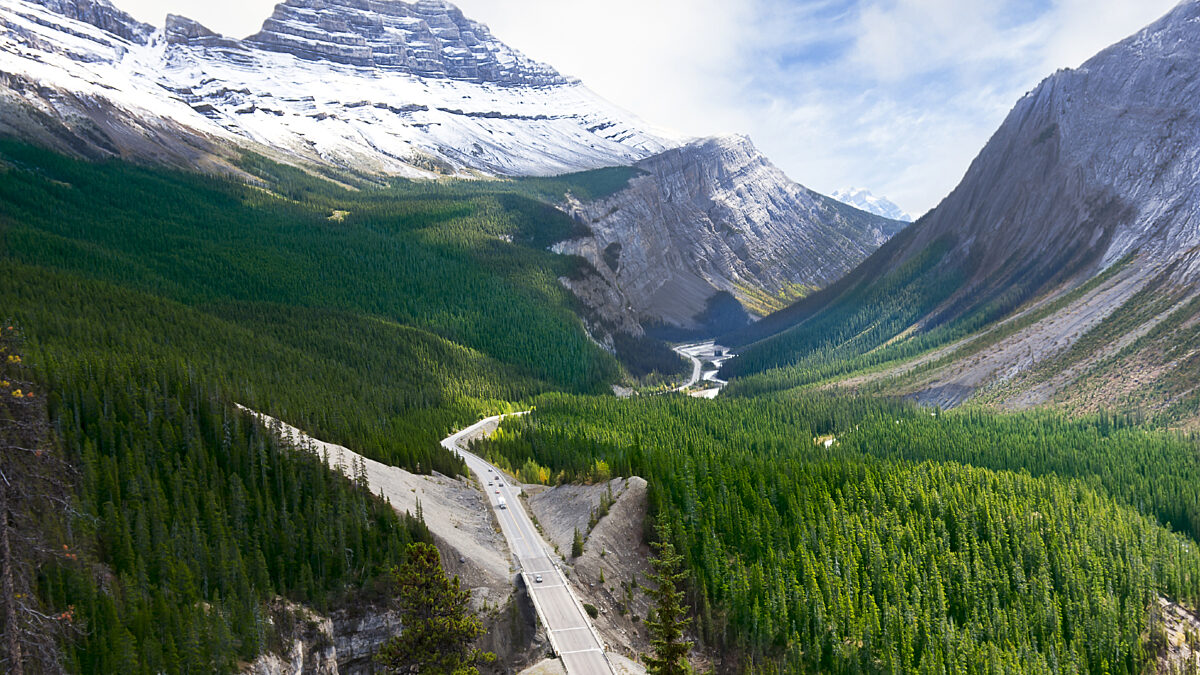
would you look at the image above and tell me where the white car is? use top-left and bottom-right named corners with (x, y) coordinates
top-left (534, 574), bottom-right (543, 583)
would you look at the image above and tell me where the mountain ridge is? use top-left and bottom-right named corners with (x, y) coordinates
top-left (723, 0), bottom-right (1200, 420)
top-left (556, 134), bottom-right (907, 336)
top-left (832, 187), bottom-right (912, 222)
top-left (0, 0), bottom-right (678, 178)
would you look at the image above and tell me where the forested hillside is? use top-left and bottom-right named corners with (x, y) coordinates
top-left (0, 141), bottom-right (678, 672)
top-left (2, 328), bottom-right (431, 672)
top-left (474, 394), bottom-right (1200, 672)
top-left (0, 141), bottom-right (671, 474)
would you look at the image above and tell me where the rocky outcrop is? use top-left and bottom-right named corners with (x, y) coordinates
top-left (330, 608), bottom-right (403, 674)
top-left (23, 0), bottom-right (152, 44)
top-left (554, 135), bottom-right (906, 333)
top-left (165, 15), bottom-right (243, 50)
top-left (245, 0), bottom-right (566, 86)
top-left (246, 600), bottom-right (340, 675)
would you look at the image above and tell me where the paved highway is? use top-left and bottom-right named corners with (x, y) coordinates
top-left (673, 342), bottom-right (730, 396)
top-left (442, 416), bottom-right (615, 675)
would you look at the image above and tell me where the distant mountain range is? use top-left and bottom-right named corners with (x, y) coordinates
top-left (725, 0), bottom-right (1200, 424)
top-left (832, 187), bottom-right (912, 222)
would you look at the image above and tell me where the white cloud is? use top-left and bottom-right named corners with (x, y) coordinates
top-left (107, 0), bottom-right (1184, 214)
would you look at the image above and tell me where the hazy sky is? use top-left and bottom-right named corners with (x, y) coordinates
top-left (112, 0), bottom-right (1180, 215)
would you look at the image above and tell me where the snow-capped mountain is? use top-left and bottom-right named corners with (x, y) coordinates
top-left (831, 188), bottom-right (912, 222)
top-left (0, 0), bottom-right (678, 176)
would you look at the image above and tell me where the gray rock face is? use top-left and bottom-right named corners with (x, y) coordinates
top-left (246, 600), bottom-right (340, 675)
top-left (244, 0), bottom-right (567, 86)
top-left (729, 0), bottom-right (1200, 407)
top-left (23, 0), bottom-right (153, 44)
top-left (555, 135), bottom-right (907, 331)
top-left (165, 14), bottom-right (242, 50)
top-left (331, 608), bottom-right (403, 674)
top-left (872, 0), bottom-right (1200, 313)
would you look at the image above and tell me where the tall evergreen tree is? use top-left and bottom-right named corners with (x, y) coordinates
top-left (376, 542), bottom-right (494, 674)
top-left (643, 515), bottom-right (692, 675)
top-left (572, 527), bottom-right (585, 558)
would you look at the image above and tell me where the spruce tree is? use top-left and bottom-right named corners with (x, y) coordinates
top-left (376, 542), bottom-right (494, 674)
top-left (572, 527), bottom-right (585, 558)
top-left (643, 515), bottom-right (691, 675)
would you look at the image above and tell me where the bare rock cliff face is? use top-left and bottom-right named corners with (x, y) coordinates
top-left (555, 135), bottom-right (906, 332)
top-left (864, 0), bottom-right (1200, 314)
top-left (23, 0), bottom-right (153, 44)
top-left (729, 0), bottom-right (1200, 411)
top-left (245, 0), bottom-right (567, 86)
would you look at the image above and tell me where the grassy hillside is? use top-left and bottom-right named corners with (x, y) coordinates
top-left (474, 394), bottom-right (1200, 673)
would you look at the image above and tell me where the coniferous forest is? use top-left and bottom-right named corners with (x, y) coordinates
top-left (3, 139), bottom-right (1200, 674)
top-left (473, 395), bottom-right (1200, 672)
top-left (0, 141), bottom-right (672, 671)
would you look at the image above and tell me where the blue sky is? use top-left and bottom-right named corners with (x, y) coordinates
top-left (116, 0), bottom-right (1181, 215)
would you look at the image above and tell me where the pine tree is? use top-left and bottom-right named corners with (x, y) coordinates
top-left (376, 542), bottom-right (494, 674)
top-left (572, 527), bottom-right (585, 558)
top-left (643, 515), bottom-right (692, 675)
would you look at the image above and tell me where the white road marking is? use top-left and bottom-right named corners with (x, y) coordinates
top-left (442, 414), bottom-right (614, 675)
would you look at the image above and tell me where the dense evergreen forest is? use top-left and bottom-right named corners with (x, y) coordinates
top-left (40, 362), bottom-right (432, 672)
top-left (0, 141), bottom-right (677, 474)
top-left (474, 394), bottom-right (1200, 672)
top-left (0, 142), bottom-right (674, 671)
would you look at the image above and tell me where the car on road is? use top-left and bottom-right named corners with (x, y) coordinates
top-left (495, 489), bottom-right (500, 494)
top-left (534, 574), bottom-right (543, 583)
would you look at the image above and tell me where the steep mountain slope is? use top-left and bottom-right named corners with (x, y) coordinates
top-left (555, 135), bottom-right (907, 337)
top-left (0, 0), bottom-right (676, 177)
top-left (724, 0), bottom-right (1200, 418)
top-left (832, 187), bottom-right (912, 222)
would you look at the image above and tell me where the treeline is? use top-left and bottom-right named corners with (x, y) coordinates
top-left (474, 394), bottom-right (1200, 672)
top-left (33, 357), bottom-right (430, 673)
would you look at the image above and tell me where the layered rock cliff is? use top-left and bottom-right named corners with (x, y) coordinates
top-left (556, 135), bottom-right (906, 335)
top-left (245, 0), bottom-right (566, 85)
top-left (726, 0), bottom-right (1200, 416)
top-left (0, 0), bottom-right (676, 177)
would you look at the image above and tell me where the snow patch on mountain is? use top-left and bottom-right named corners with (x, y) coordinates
top-left (832, 188), bottom-right (912, 222)
top-left (0, 0), bottom-right (680, 176)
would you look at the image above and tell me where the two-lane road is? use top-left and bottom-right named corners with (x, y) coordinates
top-left (441, 416), bottom-right (615, 675)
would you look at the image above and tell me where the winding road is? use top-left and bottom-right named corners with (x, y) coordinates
top-left (441, 416), bottom-right (616, 675)
top-left (672, 342), bottom-right (730, 397)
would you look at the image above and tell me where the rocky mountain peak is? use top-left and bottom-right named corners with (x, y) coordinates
top-left (242, 0), bottom-right (568, 85)
top-left (23, 0), bottom-right (153, 44)
top-left (870, 0), bottom-right (1200, 305)
top-left (555, 136), bottom-right (907, 335)
top-left (832, 188), bottom-right (912, 222)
